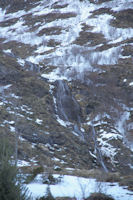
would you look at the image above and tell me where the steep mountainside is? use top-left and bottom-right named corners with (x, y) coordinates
top-left (0, 0), bottom-right (133, 178)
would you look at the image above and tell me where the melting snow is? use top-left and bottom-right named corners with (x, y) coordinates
top-left (17, 160), bottom-right (30, 167)
top-left (0, 102), bottom-right (4, 106)
top-left (52, 157), bottom-right (60, 162)
top-left (10, 93), bottom-right (20, 99)
top-left (41, 68), bottom-right (68, 82)
top-left (3, 49), bottom-right (12, 54)
top-left (20, 105), bottom-right (33, 115)
top-left (123, 79), bottom-right (127, 82)
top-left (97, 136), bottom-right (117, 164)
top-left (0, 0), bottom-right (132, 82)
top-left (3, 120), bottom-right (15, 125)
top-left (56, 116), bottom-right (72, 128)
top-left (17, 58), bottom-right (25, 66)
top-left (27, 174), bottom-right (133, 200)
top-left (9, 126), bottom-right (15, 132)
top-left (100, 132), bottom-right (122, 140)
top-left (0, 84), bottom-right (12, 93)
top-left (35, 118), bottom-right (43, 125)
top-left (129, 82), bottom-right (133, 87)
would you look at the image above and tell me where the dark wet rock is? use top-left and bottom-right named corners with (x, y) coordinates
top-left (111, 9), bottom-right (133, 28)
top-left (121, 45), bottom-right (133, 57)
top-left (86, 0), bottom-right (112, 4)
top-left (15, 76), bottom-right (49, 98)
top-left (0, 0), bottom-right (39, 13)
top-left (54, 80), bottom-right (83, 122)
top-left (86, 100), bottom-right (100, 115)
top-left (74, 31), bottom-right (106, 46)
top-left (41, 12), bottom-right (77, 23)
top-left (91, 7), bottom-right (114, 16)
top-left (17, 123), bottom-right (41, 143)
top-left (47, 39), bottom-right (61, 47)
top-left (0, 57), bottom-right (23, 83)
top-left (48, 132), bottom-right (66, 146)
top-left (51, 2), bottom-right (68, 9)
top-left (38, 26), bottom-right (62, 36)
top-left (0, 63), bottom-right (12, 77)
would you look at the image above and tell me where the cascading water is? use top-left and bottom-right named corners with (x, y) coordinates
top-left (55, 80), bottom-right (82, 122)
top-left (54, 80), bottom-right (85, 140)
top-left (91, 124), bottom-right (108, 173)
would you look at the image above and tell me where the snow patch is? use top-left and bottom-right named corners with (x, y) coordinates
top-left (3, 120), bottom-right (15, 125)
top-left (27, 174), bottom-right (133, 200)
top-left (3, 49), bottom-right (12, 54)
top-left (10, 93), bottom-right (20, 99)
top-left (56, 116), bottom-right (72, 127)
top-left (17, 160), bottom-right (30, 167)
top-left (35, 119), bottom-right (43, 125)
top-left (41, 69), bottom-right (68, 82)
top-left (0, 102), bottom-right (4, 106)
top-left (0, 84), bottom-right (12, 93)
top-left (9, 126), bottom-right (15, 132)
top-left (17, 58), bottom-right (25, 66)
top-left (129, 82), bottom-right (133, 87)
top-left (123, 79), bottom-right (127, 82)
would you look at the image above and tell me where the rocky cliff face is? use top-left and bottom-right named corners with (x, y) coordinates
top-left (0, 0), bottom-right (133, 176)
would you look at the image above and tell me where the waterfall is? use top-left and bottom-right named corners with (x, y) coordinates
top-left (54, 80), bottom-right (85, 140)
top-left (55, 80), bottom-right (82, 122)
top-left (91, 124), bottom-right (108, 173)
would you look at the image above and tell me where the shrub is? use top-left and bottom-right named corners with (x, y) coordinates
top-left (86, 193), bottom-right (114, 200)
top-left (43, 174), bottom-right (58, 185)
top-left (86, 192), bottom-right (115, 200)
top-left (37, 185), bottom-right (55, 200)
top-left (25, 166), bottom-right (44, 184)
top-left (0, 137), bottom-right (31, 200)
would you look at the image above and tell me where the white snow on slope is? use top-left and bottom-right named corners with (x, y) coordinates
top-left (88, 13), bottom-right (133, 44)
top-left (97, 136), bottom-right (117, 164)
top-left (0, 0), bottom-right (133, 82)
top-left (35, 118), bottom-right (43, 125)
top-left (27, 174), bottom-right (133, 200)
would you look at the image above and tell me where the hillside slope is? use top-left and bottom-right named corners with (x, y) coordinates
top-left (0, 0), bottom-right (133, 177)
